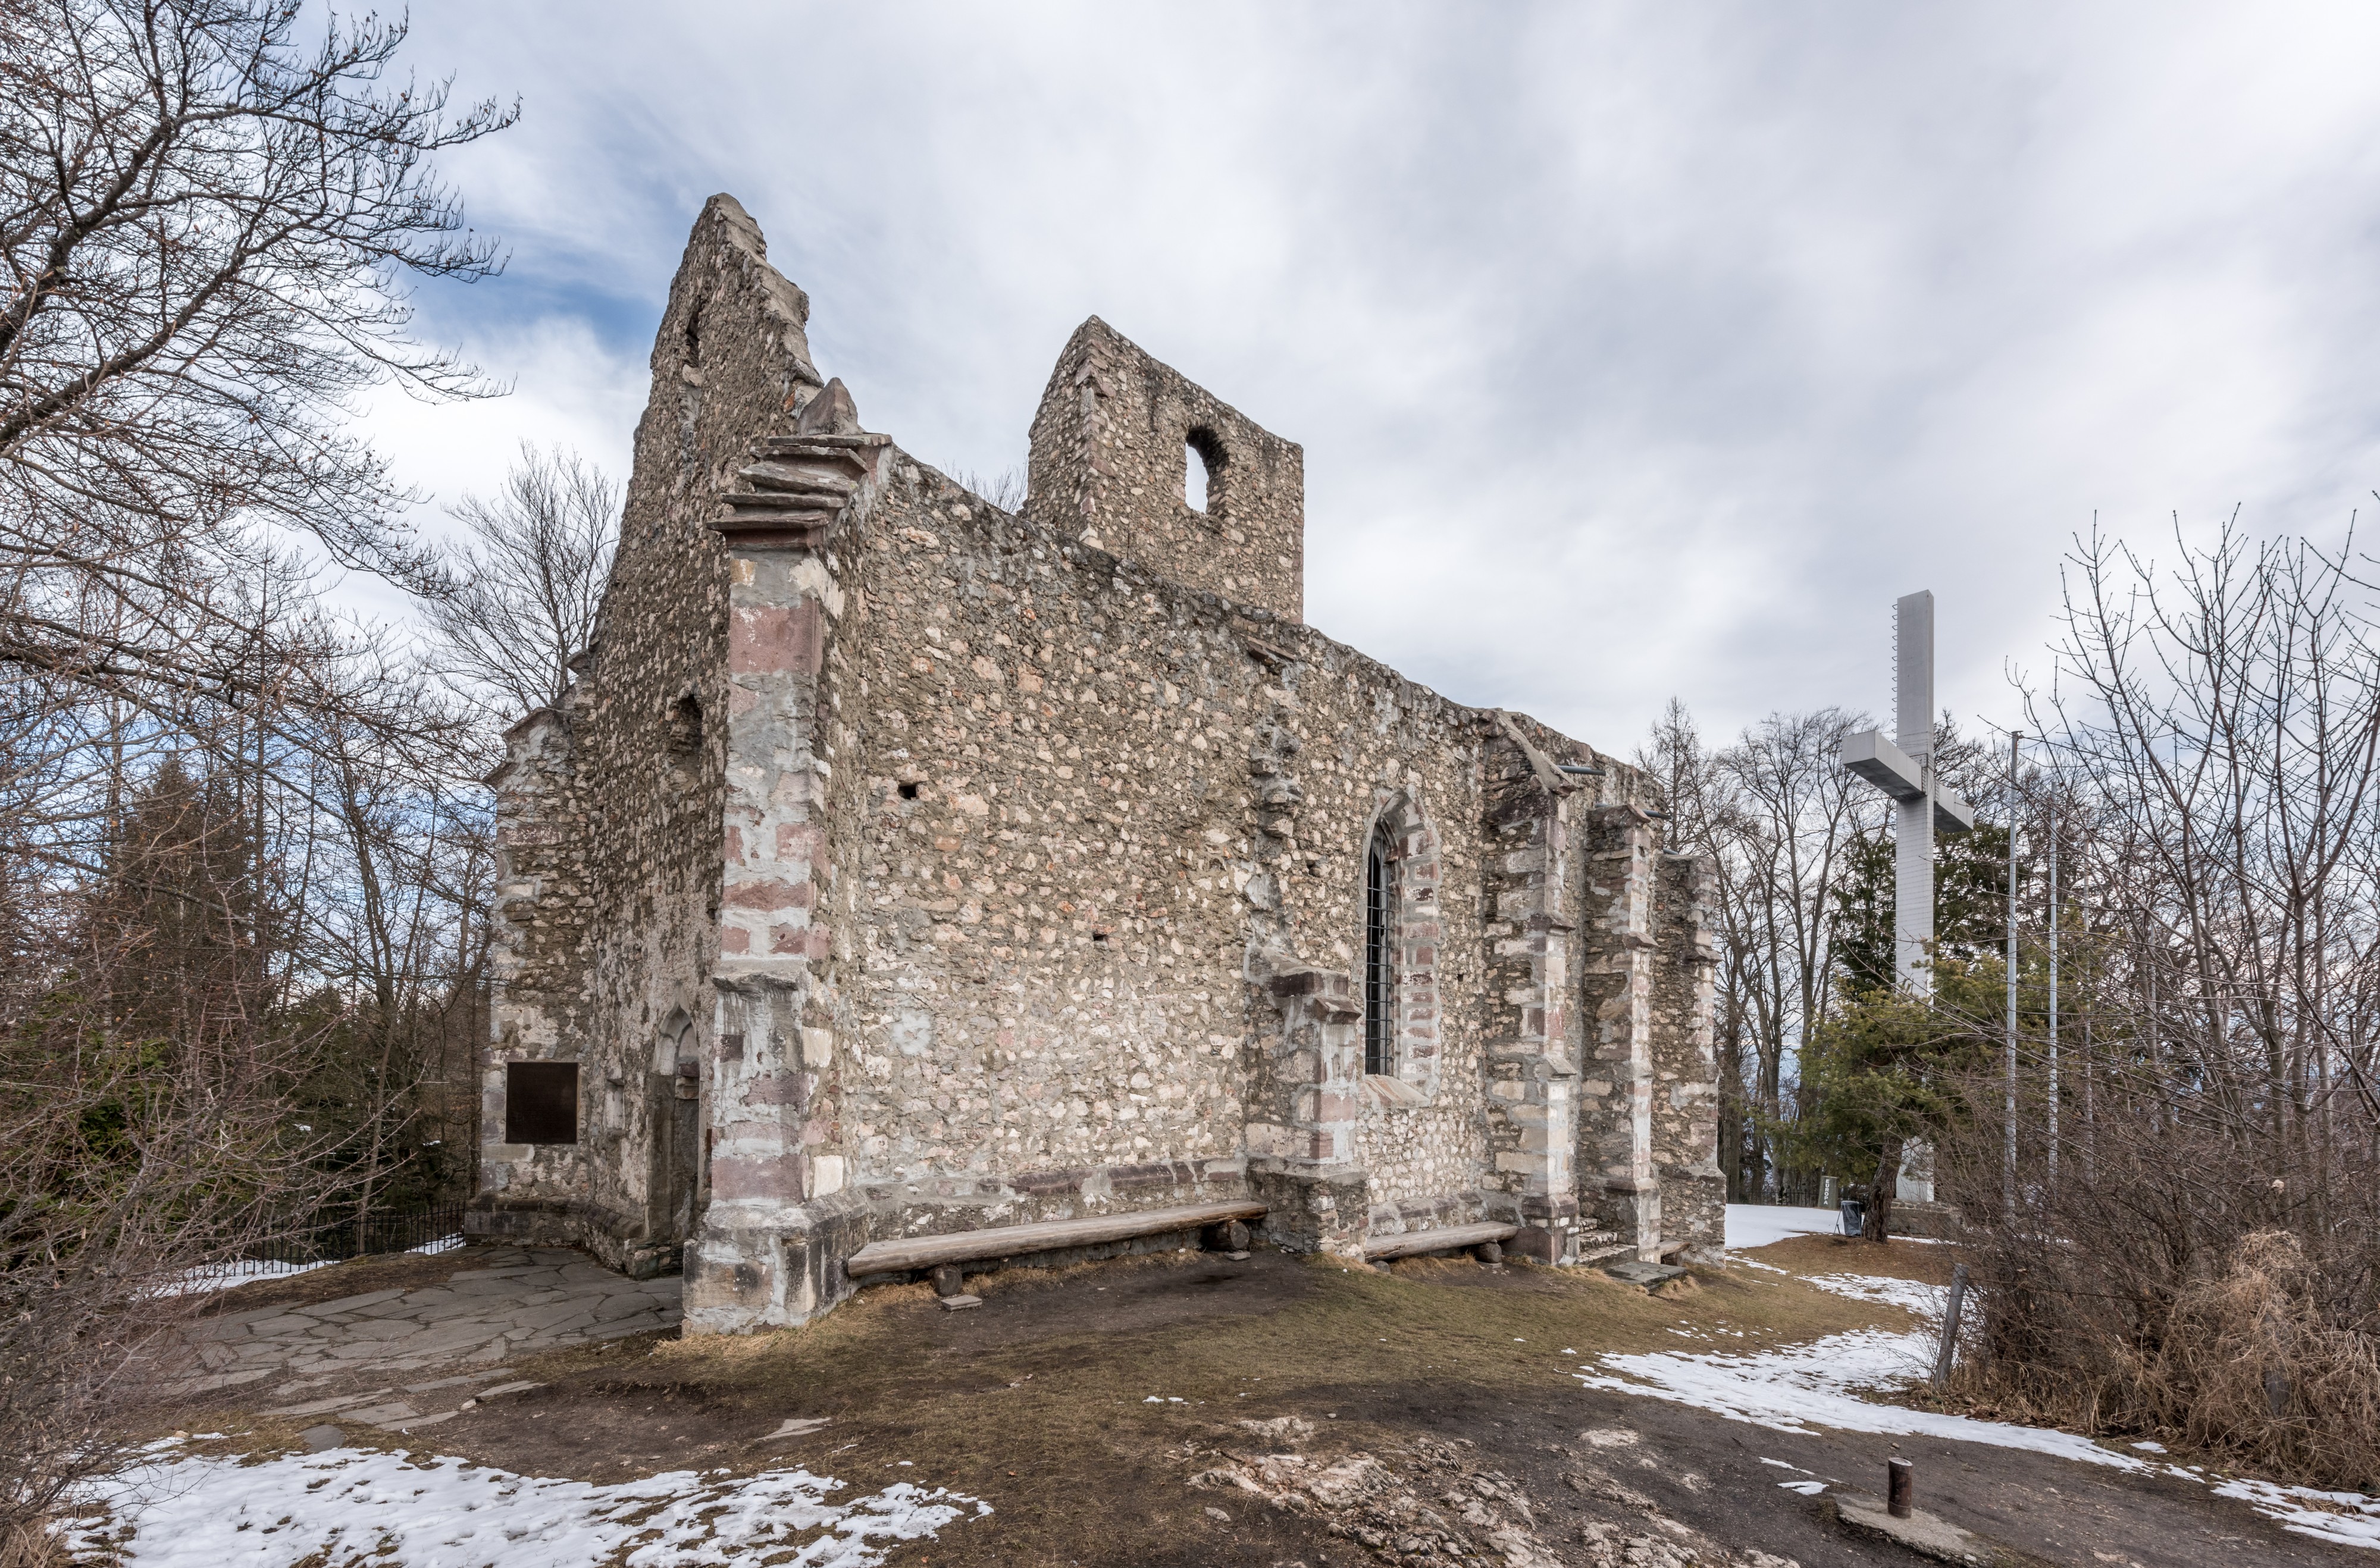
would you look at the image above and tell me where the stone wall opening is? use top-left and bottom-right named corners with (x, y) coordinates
top-left (1363, 823), bottom-right (1398, 1074)
top-left (1185, 428), bottom-right (1221, 515)
top-left (1360, 789), bottom-right (1442, 1105)
top-left (669, 692), bottom-right (703, 753)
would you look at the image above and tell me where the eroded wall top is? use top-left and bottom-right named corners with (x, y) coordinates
top-left (1025, 318), bottom-right (1304, 623)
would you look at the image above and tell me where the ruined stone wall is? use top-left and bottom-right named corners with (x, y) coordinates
top-left (1649, 851), bottom-right (1726, 1262)
top-left (482, 194), bottom-right (1725, 1322)
top-left (1573, 804), bottom-right (1727, 1264)
top-left (1255, 644), bottom-right (1493, 1231)
top-left (1473, 714), bottom-right (1609, 1262)
top-left (1024, 319), bottom-right (1304, 624)
top-left (834, 419), bottom-right (1651, 1259)
top-left (833, 471), bottom-right (1263, 1238)
top-left (1577, 804), bottom-right (1661, 1257)
top-left (476, 195), bottom-right (825, 1270)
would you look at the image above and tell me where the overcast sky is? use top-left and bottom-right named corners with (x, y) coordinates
top-left (358, 3), bottom-right (2380, 753)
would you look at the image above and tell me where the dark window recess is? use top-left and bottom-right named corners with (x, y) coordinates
top-left (506, 1061), bottom-right (580, 1145)
top-left (1364, 825), bottom-right (1398, 1077)
top-left (669, 693), bottom-right (703, 753)
top-left (1185, 427), bottom-right (1224, 516)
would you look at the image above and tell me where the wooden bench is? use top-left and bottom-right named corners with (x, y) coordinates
top-left (1359, 1221), bottom-right (1518, 1263)
top-left (843, 1200), bottom-right (1269, 1282)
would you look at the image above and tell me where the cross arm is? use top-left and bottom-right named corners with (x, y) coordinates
top-left (1842, 729), bottom-right (1977, 836)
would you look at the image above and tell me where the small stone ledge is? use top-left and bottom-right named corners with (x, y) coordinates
top-left (1828, 1492), bottom-right (2050, 1567)
top-left (1359, 1072), bottom-right (1427, 1109)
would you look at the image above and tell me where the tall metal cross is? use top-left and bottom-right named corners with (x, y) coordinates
top-left (1842, 591), bottom-right (1977, 996)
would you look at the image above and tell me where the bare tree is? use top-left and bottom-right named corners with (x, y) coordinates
top-left (950, 465), bottom-right (1028, 515)
top-left (1934, 517), bottom-right (2380, 1488)
top-left (1646, 702), bottom-right (1886, 1200)
top-left (0, 0), bottom-right (512, 776)
top-left (421, 444), bottom-right (618, 719)
top-left (0, 3), bottom-right (512, 1555)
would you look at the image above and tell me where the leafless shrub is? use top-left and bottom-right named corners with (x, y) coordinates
top-left (1934, 517), bottom-right (2380, 1489)
top-left (2156, 1231), bottom-right (2380, 1480)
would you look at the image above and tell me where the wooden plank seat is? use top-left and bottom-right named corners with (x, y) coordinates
top-left (843, 1200), bottom-right (1268, 1279)
top-left (1360, 1221), bottom-right (1518, 1262)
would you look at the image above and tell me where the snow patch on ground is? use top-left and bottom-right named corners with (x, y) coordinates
top-left (1575, 1321), bottom-right (2143, 1470)
top-left (2211, 1477), bottom-right (2380, 1551)
top-left (77, 1440), bottom-right (988, 1567)
top-left (1723, 1203), bottom-right (1844, 1250)
top-left (155, 1231), bottom-right (455, 1297)
top-left (1592, 1267), bottom-right (2380, 1552)
top-left (152, 1259), bottom-right (332, 1297)
top-left (1802, 1272), bottom-right (1946, 1318)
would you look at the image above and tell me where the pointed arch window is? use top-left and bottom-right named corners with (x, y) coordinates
top-left (1364, 823), bottom-right (1398, 1076)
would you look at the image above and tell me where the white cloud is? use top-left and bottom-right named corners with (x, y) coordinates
top-left (359, 0), bottom-right (2380, 750)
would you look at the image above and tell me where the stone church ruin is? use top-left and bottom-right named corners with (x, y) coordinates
top-left (472, 195), bottom-right (1724, 1333)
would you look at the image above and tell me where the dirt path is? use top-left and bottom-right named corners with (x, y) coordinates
top-left (168, 1240), bottom-right (2363, 1566)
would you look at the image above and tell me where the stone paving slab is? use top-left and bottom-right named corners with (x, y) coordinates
top-left (169, 1247), bottom-right (681, 1398)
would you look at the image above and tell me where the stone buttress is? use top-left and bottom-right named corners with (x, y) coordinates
top-left (690, 387), bottom-right (886, 1332)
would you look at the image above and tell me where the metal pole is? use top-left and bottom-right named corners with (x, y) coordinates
top-left (2047, 823), bottom-right (2059, 1190)
top-left (2082, 1011), bottom-right (2096, 1187)
top-left (2005, 729), bottom-right (2021, 1225)
top-left (1931, 1262), bottom-right (1971, 1392)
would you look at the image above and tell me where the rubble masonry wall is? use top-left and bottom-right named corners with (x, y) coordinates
top-left (477, 195), bottom-right (822, 1271)
top-left (476, 193), bottom-right (1727, 1324)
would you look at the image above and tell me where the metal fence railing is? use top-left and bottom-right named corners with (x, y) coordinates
top-left (223, 1201), bottom-right (471, 1278)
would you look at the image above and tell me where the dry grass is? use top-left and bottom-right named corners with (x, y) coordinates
top-left (1946, 1230), bottom-right (2380, 1491)
top-left (118, 1247), bottom-right (1930, 1567)
top-left (2152, 1231), bottom-right (2380, 1482)
top-left (1742, 1233), bottom-right (1956, 1286)
top-left (627, 1253), bottom-right (1912, 1564)
top-left (662, 1252), bottom-right (1906, 1391)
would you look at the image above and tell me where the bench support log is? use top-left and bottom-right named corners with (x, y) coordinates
top-left (843, 1200), bottom-right (1269, 1280)
top-left (1360, 1221), bottom-right (1520, 1263)
top-left (1204, 1218), bottom-right (1252, 1253)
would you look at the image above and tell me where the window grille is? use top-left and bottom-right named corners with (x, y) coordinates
top-left (1364, 824), bottom-right (1398, 1076)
